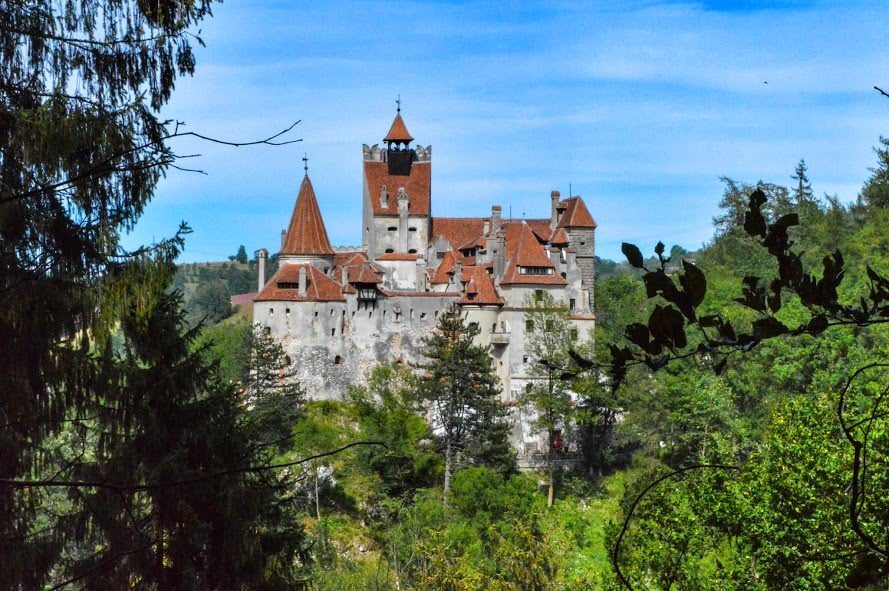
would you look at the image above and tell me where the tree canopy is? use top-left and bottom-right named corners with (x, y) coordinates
top-left (0, 2), bottom-right (313, 587)
top-left (417, 304), bottom-right (514, 501)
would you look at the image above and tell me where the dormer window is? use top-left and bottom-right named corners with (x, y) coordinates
top-left (519, 266), bottom-right (554, 276)
top-left (356, 284), bottom-right (378, 302)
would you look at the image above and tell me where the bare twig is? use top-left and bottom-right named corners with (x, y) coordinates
top-left (612, 463), bottom-right (740, 590)
top-left (837, 363), bottom-right (889, 560)
top-left (172, 120), bottom-right (302, 147)
top-left (0, 440), bottom-right (386, 492)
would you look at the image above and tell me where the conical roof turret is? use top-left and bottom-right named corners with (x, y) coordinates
top-left (384, 111), bottom-right (414, 143)
top-left (280, 173), bottom-right (335, 256)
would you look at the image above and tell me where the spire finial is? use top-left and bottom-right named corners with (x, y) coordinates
top-left (396, 95), bottom-right (401, 113)
top-left (302, 153), bottom-right (308, 176)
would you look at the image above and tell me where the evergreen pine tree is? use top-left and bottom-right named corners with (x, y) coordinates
top-left (860, 136), bottom-right (889, 211)
top-left (236, 245), bottom-right (249, 264)
top-left (0, 2), bottom-right (305, 586)
top-left (417, 305), bottom-right (513, 502)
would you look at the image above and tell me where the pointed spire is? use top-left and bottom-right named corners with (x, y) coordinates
top-left (280, 174), bottom-right (335, 256)
top-left (384, 100), bottom-right (414, 143)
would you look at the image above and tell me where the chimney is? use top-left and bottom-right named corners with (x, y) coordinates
top-left (493, 232), bottom-right (506, 281)
top-left (281, 229), bottom-right (287, 249)
top-left (397, 187), bottom-right (409, 253)
top-left (492, 205), bottom-right (502, 234)
top-left (298, 266), bottom-right (307, 297)
top-left (257, 248), bottom-right (268, 292)
top-left (550, 191), bottom-right (561, 228)
top-left (342, 266), bottom-right (349, 287)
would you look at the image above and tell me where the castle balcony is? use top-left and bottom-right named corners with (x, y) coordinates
top-left (490, 330), bottom-right (510, 345)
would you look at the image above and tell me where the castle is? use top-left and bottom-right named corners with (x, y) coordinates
top-left (254, 109), bottom-right (597, 413)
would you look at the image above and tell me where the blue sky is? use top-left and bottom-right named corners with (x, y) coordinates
top-left (125, 0), bottom-right (889, 263)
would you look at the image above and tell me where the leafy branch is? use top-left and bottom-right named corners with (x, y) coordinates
top-left (609, 189), bottom-right (889, 389)
top-left (605, 189), bottom-right (889, 589)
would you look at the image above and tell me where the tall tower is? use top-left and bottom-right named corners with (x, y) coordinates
top-left (361, 105), bottom-right (432, 260)
top-left (279, 159), bottom-right (336, 274)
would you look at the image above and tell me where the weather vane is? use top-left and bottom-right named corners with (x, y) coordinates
top-left (302, 153), bottom-right (308, 176)
top-left (396, 95), bottom-right (401, 113)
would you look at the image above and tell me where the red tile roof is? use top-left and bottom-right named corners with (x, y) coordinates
top-left (333, 251), bottom-right (369, 267)
top-left (550, 228), bottom-right (569, 245)
top-left (231, 292), bottom-right (257, 305)
top-left (330, 251), bottom-right (384, 286)
top-left (364, 161), bottom-right (431, 216)
top-left (500, 221), bottom-right (567, 286)
top-left (379, 290), bottom-right (461, 298)
top-left (459, 266), bottom-right (504, 306)
top-left (254, 264), bottom-right (346, 302)
top-left (384, 112), bottom-right (414, 143)
top-left (280, 175), bottom-right (335, 256)
top-left (505, 221), bottom-right (553, 267)
top-left (500, 271), bottom-right (568, 286)
top-left (557, 197), bottom-right (597, 228)
top-left (525, 218), bottom-right (552, 239)
top-left (570, 312), bottom-right (597, 321)
top-left (457, 235), bottom-right (487, 251)
top-left (376, 253), bottom-right (419, 261)
top-left (429, 217), bottom-right (486, 251)
top-left (348, 264), bottom-right (384, 284)
top-left (429, 251), bottom-right (456, 284)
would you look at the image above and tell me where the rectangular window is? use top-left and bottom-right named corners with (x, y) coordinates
top-left (520, 267), bottom-right (553, 276)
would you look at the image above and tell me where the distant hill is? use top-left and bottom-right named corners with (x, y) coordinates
top-left (173, 257), bottom-right (278, 326)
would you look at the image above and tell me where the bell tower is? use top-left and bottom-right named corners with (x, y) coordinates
top-left (384, 99), bottom-right (415, 176)
top-left (362, 101), bottom-right (432, 259)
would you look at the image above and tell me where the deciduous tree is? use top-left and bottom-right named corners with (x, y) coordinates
top-left (522, 292), bottom-right (577, 506)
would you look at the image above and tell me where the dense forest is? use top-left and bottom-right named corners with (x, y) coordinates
top-left (3, 1), bottom-right (889, 589)
top-left (134, 153), bottom-right (889, 591)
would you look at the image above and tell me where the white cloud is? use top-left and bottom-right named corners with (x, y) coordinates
top-left (129, 0), bottom-right (889, 263)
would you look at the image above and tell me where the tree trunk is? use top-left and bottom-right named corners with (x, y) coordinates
top-left (314, 461), bottom-right (321, 521)
top-left (443, 439), bottom-right (452, 506)
top-left (547, 454), bottom-right (555, 508)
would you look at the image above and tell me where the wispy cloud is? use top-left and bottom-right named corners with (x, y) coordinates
top-left (128, 0), bottom-right (889, 262)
